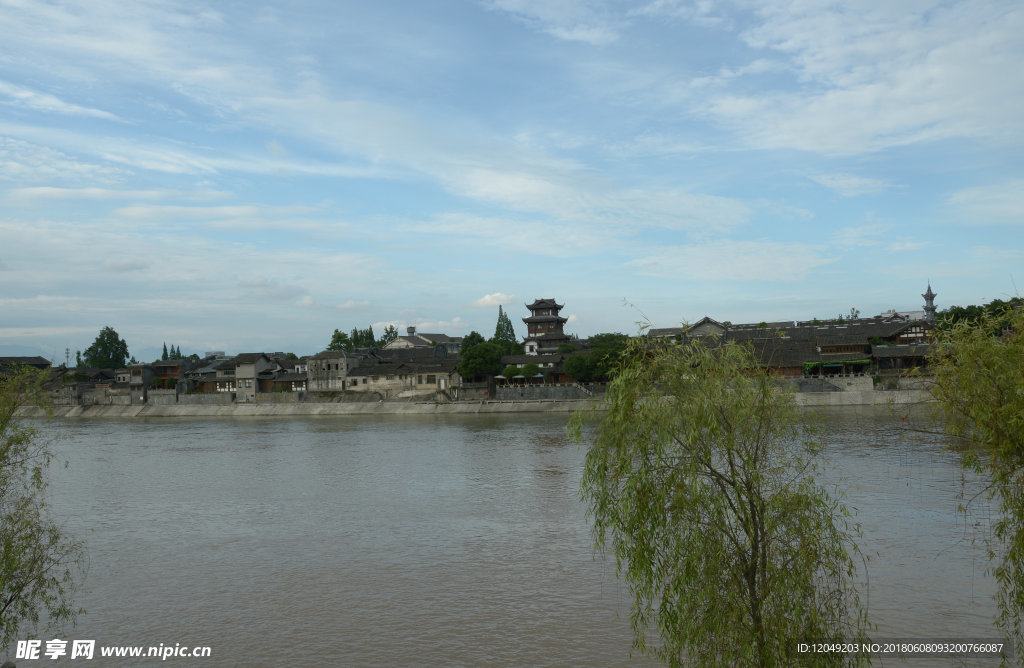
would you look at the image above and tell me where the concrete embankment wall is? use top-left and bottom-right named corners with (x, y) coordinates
top-left (24, 388), bottom-right (931, 418)
top-left (28, 399), bottom-right (595, 418)
top-left (794, 389), bottom-right (930, 407)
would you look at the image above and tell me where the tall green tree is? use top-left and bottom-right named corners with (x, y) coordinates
top-left (0, 367), bottom-right (85, 648)
top-left (161, 343), bottom-right (168, 361)
top-left (493, 306), bottom-right (516, 345)
top-left (351, 326), bottom-right (376, 349)
top-left (571, 337), bottom-right (868, 666)
top-left (82, 326), bottom-right (129, 369)
top-left (377, 325), bottom-right (399, 348)
top-left (928, 308), bottom-right (1024, 656)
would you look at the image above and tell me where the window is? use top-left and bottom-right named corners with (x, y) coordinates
top-left (426, 375), bottom-right (436, 384)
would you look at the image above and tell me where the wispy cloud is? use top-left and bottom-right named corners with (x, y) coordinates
top-left (705, 1), bottom-right (1024, 154)
top-left (949, 180), bottom-right (1024, 224)
top-left (472, 293), bottom-right (516, 307)
top-left (810, 173), bottom-right (893, 197)
top-left (482, 0), bottom-right (623, 45)
top-left (0, 80), bottom-right (120, 120)
top-left (337, 300), bottom-right (371, 311)
top-left (0, 137), bottom-right (125, 184)
top-left (8, 186), bottom-right (229, 202)
top-left (629, 240), bottom-right (837, 281)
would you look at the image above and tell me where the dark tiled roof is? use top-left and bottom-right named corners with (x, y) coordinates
top-left (648, 327), bottom-right (686, 338)
top-left (417, 333), bottom-right (457, 343)
top-left (233, 353), bottom-right (271, 365)
top-left (523, 315), bottom-right (568, 323)
top-left (524, 332), bottom-right (571, 342)
top-left (309, 350), bottom-right (349, 360)
top-left (274, 371), bottom-right (307, 382)
top-left (527, 298), bottom-right (563, 310)
top-left (348, 361), bottom-right (411, 377)
top-left (816, 335), bottom-right (872, 347)
top-left (0, 356), bottom-right (51, 367)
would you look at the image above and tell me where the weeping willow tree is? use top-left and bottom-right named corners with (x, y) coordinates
top-left (928, 307), bottom-right (1024, 661)
top-left (571, 337), bottom-right (868, 667)
top-left (0, 367), bottom-right (85, 651)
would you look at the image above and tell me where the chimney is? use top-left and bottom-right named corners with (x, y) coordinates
top-left (407, 326), bottom-right (416, 336)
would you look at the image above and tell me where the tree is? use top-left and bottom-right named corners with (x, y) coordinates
top-left (563, 354), bottom-right (591, 382)
top-left (586, 333), bottom-right (629, 380)
top-left (457, 342), bottom-right (503, 381)
top-left (521, 362), bottom-right (540, 378)
top-left (82, 326), bottom-right (129, 369)
top-left (928, 307), bottom-right (1024, 653)
top-left (0, 367), bottom-right (85, 649)
top-left (327, 329), bottom-right (353, 352)
top-left (161, 343), bottom-right (168, 361)
top-left (489, 337), bottom-right (523, 357)
top-left (350, 325), bottom-right (375, 349)
top-left (936, 298), bottom-right (1022, 330)
top-left (461, 331), bottom-right (485, 354)
top-left (377, 325), bottom-right (399, 348)
top-left (562, 333), bottom-right (629, 383)
top-left (571, 337), bottom-right (868, 666)
top-left (501, 365), bottom-right (520, 378)
top-left (493, 306), bottom-right (517, 345)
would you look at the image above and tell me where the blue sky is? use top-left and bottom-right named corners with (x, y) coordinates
top-left (1, 0), bottom-right (1022, 361)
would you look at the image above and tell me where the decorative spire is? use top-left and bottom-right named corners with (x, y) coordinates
top-left (922, 281), bottom-right (937, 324)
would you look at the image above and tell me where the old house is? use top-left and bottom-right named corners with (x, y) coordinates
top-left (306, 350), bottom-right (359, 392)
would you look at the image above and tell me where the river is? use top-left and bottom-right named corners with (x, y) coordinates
top-left (23, 407), bottom-right (1001, 666)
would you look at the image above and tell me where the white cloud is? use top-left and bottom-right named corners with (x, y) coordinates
top-left (472, 292), bottom-right (517, 307)
top-left (0, 80), bottom-right (120, 120)
top-left (631, 0), bottom-right (730, 28)
top-left (482, 0), bottom-right (622, 45)
top-left (0, 137), bottom-right (124, 184)
top-left (337, 300), bottom-right (371, 310)
top-left (295, 296), bottom-right (315, 308)
top-left (411, 317), bottom-right (468, 333)
top-left (8, 186), bottom-right (229, 201)
top-left (697, 1), bottom-right (1024, 154)
top-left (949, 180), bottom-right (1024, 224)
top-left (834, 223), bottom-right (888, 247)
top-left (810, 173), bottom-right (893, 197)
top-left (629, 240), bottom-right (836, 281)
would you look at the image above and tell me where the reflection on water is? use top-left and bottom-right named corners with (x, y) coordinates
top-left (33, 409), bottom-right (998, 666)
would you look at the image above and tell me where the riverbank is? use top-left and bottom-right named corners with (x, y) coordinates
top-left (22, 389), bottom-right (931, 418)
top-left (26, 399), bottom-right (592, 418)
